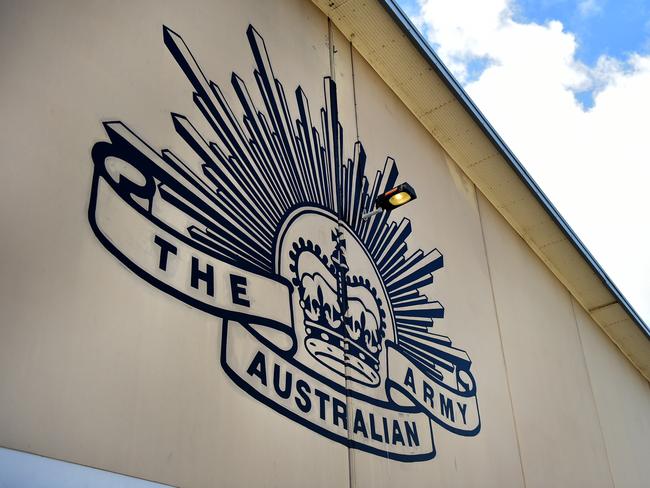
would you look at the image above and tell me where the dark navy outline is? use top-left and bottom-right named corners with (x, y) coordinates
top-left (88, 143), bottom-right (297, 348)
top-left (87, 23), bottom-right (482, 463)
top-left (385, 340), bottom-right (481, 437)
top-left (220, 320), bottom-right (437, 463)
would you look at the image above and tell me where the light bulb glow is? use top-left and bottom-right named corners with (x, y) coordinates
top-left (388, 191), bottom-right (412, 206)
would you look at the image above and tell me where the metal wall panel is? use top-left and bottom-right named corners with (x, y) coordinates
top-left (575, 302), bottom-right (650, 488)
top-left (0, 1), bottom-right (350, 487)
top-left (1, 1), bottom-right (649, 487)
top-left (478, 193), bottom-right (614, 488)
top-left (344, 47), bottom-right (525, 488)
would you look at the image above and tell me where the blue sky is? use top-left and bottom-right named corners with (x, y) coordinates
top-left (396, 0), bottom-right (650, 323)
top-left (515, 0), bottom-right (650, 65)
top-left (400, 0), bottom-right (650, 64)
top-left (515, 0), bottom-right (650, 106)
top-left (399, 0), bottom-right (650, 105)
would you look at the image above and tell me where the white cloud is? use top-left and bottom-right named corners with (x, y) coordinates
top-left (414, 0), bottom-right (650, 322)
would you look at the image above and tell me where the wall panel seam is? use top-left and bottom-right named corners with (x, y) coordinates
top-left (570, 297), bottom-right (617, 488)
top-left (475, 190), bottom-right (528, 488)
top-left (349, 43), bottom-right (360, 142)
top-left (328, 17), bottom-right (355, 488)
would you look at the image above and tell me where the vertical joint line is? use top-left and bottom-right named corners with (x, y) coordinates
top-left (350, 41), bottom-right (360, 142)
top-left (570, 298), bottom-right (616, 488)
top-left (475, 191), bottom-right (528, 488)
top-left (328, 19), bottom-right (335, 79)
top-left (328, 18), bottom-right (353, 488)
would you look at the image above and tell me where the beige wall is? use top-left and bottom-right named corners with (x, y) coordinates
top-left (477, 194), bottom-right (650, 488)
top-left (339, 32), bottom-right (525, 488)
top-left (0, 1), bottom-right (349, 487)
top-left (0, 1), bottom-right (648, 487)
top-left (478, 195), bottom-right (614, 488)
top-left (575, 302), bottom-right (650, 488)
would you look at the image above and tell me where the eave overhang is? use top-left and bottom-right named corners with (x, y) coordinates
top-left (310, 0), bottom-right (650, 380)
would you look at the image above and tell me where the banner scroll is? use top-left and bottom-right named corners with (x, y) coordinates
top-left (89, 156), bottom-right (480, 462)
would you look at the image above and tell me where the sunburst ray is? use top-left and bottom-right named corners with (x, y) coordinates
top-left (133, 24), bottom-right (457, 372)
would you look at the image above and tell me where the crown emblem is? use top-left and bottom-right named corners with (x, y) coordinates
top-left (289, 230), bottom-right (387, 386)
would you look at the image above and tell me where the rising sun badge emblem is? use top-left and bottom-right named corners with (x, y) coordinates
top-left (88, 24), bottom-right (481, 462)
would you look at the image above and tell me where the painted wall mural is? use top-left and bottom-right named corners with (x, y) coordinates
top-left (87, 25), bottom-right (480, 462)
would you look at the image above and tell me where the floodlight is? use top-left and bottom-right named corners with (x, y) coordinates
top-left (362, 182), bottom-right (417, 220)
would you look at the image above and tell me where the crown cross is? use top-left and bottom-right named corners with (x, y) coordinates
top-left (331, 229), bottom-right (349, 319)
